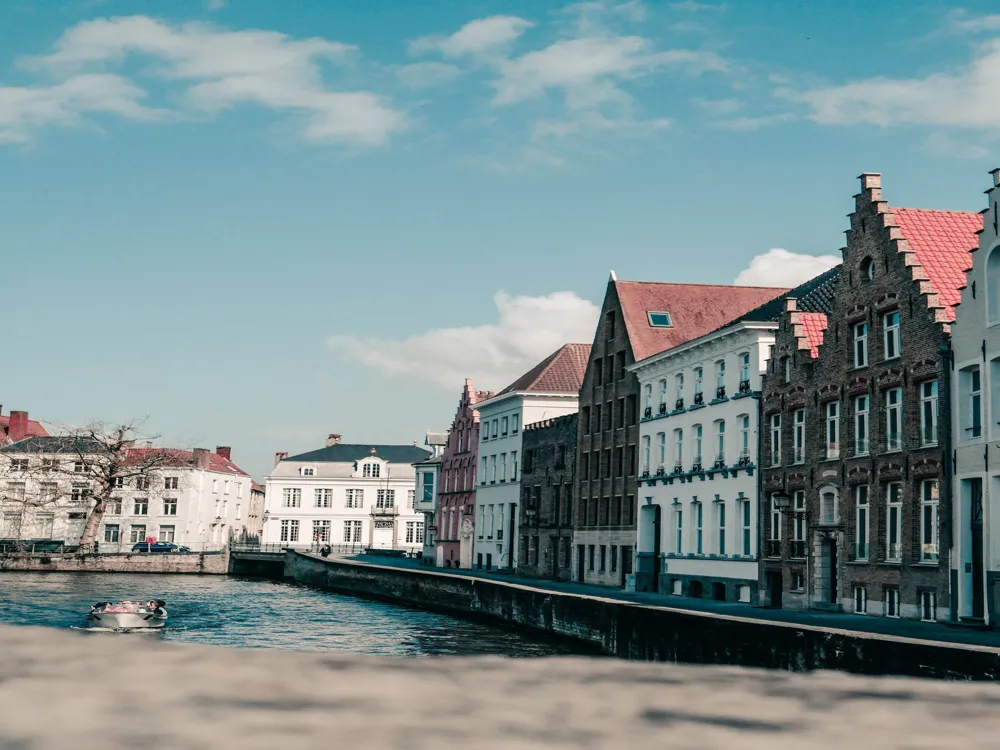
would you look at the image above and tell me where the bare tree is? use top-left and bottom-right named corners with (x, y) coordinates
top-left (0, 420), bottom-right (187, 553)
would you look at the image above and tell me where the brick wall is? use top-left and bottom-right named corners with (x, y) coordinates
top-left (0, 550), bottom-right (228, 574)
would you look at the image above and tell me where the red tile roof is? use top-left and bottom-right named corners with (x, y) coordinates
top-left (798, 313), bottom-right (829, 358)
top-left (892, 208), bottom-right (982, 322)
top-left (617, 281), bottom-right (789, 362)
top-left (497, 343), bottom-right (591, 396)
top-left (125, 447), bottom-right (250, 477)
top-left (251, 481), bottom-right (264, 493)
top-left (0, 413), bottom-right (49, 443)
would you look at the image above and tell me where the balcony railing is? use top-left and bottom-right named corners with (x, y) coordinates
top-left (643, 407), bottom-right (653, 419)
top-left (715, 386), bottom-right (726, 400)
top-left (674, 398), bottom-right (684, 411)
top-left (693, 392), bottom-right (704, 406)
top-left (371, 506), bottom-right (399, 516)
top-left (765, 540), bottom-right (781, 558)
top-left (885, 435), bottom-right (902, 452)
top-left (790, 540), bottom-right (806, 558)
top-left (852, 439), bottom-right (869, 457)
top-left (738, 379), bottom-right (751, 394)
top-left (855, 542), bottom-right (869, 561)
top-left (660, 402), bottom-right (668, 415)
top-left (713, 454), bottom-right (726, 469)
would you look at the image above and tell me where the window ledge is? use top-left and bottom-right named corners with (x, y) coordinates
top-left (878, 561), bottom-right (903, 567)
top-left (913, 561), bottom-right (941, 567)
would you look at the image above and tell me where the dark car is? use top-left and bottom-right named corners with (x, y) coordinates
top-left (131, 542), bottom-right (191, 554)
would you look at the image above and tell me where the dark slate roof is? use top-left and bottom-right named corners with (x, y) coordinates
top-left (0, 436), bottom-right (104, 454)
top-left (283, 444), bottom-right (432, 464)
top-left (716, 265), bottom-right (841, 329)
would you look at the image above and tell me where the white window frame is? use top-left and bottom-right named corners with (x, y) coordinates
top-left (825, 401), bottom-right (840, 460)
top-left (920, 591), bottom-right (937, 622)
top-left (656, 432), bottom-right (666, 469)
top-left (919, 380), bottom-right (938, 447)
top-left (920, 479), bottom-right (939, 562)
top-left (674, 507), bottom-right (683, 554)
top-left (717, 500), bottom-right (726, 555)
top-left (674, 428), bottom-right (684, 467)
top-left (641, 435), bottom-right (651, 474)
top-left (885, 588), bottom-right (900, 618)
top-left (855, 485), bottom-right (869, 561)
top-left (739, 352), bottom-right (750, 384)
top-left (855, 395), bottom-right (869, 456)
top-left (793, 409), bottom-right (805, 464)
top-left (691, 424), bottom-right (701, 465)
top-left (769, 413), bottom-right (781, 466)
top-left (282, 488), bottom-right (301, 508)
top-left (739, 414), bottom-right (750, 459)
top-left (885, 388), bottom-right (902, 451)
top-left (853, 586), bottom-right (868, 614)
top-left (886, 482), bottom-right (903, 562)
top-left (741, 500), bottom-right (752, 556)
top-left (853, 322), bottom-right (868, 368)
top-left (693, 500), bottom-right (703, 555)
top-left (715, 419), bottom-right (725, 464)
top-left (883, 311), bottom-right (901, 359)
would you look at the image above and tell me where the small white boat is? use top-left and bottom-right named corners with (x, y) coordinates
top-left (88, 600), bottom-right (168, 629)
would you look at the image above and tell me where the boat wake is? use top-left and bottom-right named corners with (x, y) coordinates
top-left (70, 625), bottom-right (169, 634)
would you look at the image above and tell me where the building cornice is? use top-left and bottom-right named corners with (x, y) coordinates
top-left (474, 390), bottom-right (579, 412)
top-left (628, 322), bottom-right (776, 375)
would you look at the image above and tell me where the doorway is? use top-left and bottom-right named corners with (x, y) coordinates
top-left (577, 544), bottom-right (586, 583)
top-left (826, 539), bottom-right (839, 604)
top-left (650, 505), bottom-right (662, 592)
top-left (621, 546), bottom-right (633, 588)
top-left (507, 503), bottom-right (517, 570)
top-left (767, 571), bottom-right (783, 608)
top-left (550, 536), bottom-right (559, 580)
top-left (972, 480), bottom-right (985, 618)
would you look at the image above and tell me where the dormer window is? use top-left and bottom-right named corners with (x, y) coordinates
top-left (647, 311), bottom-right (673, 328)
top-left (301, 467), bottom-right (315, 477)
top-left (362, 461), bottom-right (381, 478)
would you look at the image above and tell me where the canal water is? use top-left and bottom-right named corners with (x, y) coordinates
top-left (0, 573), bottom-right (582, 657)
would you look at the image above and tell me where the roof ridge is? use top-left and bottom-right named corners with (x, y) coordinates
top-left (615, 280), bottom-right (786, 290)
top-left (891, 205), bottom-right (980, 216)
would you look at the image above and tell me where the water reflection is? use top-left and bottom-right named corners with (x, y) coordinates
top-left (0, 573), bottom-right (584, 657)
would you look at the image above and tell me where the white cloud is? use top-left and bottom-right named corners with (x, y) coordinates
top-left (492, 36), bottom-right (726, 106)
top-left (669, 1), bottom-right (724, 11)
top-left (12, 15), bottom-right (407, 146)
top-left (693, 96), bottom-right (741, 115)
top-left (532, 110), bottom-right (670, 139)
top-left (558, 1), bottom-right (648, 35)
top-left (795, 38), bottom-right (1000, 128)
top-left (733, 248), bottom-right (839, 288)
top-left (409, 16), bottom-right (534, 58)
top-left (206, 0), bottom-right (227, 10)
top-left (944, 9), bottom-right (1000, 34)
top-left (0, 73), bottom-right (163, 143)
top-left (924, 132), bottom-right (991, 160)
top-left (710, 112), bottom-right (794, 131)
top-left (328, 290), bottom-right (599, 390)
top-left (396, 61), bottom-right (461, 89)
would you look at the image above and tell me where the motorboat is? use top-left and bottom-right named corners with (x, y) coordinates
top-left (88, 600), bottom-right (168, 629)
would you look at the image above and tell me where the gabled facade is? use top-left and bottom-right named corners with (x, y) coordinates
top-left (473, 344), bottom-right (588, 572)
top-left (761, 173), bottom-right (981, 622)
top-left (573, 274), bottom-right (785, 587)
top-left (435, 379), bottom-right (491, 569)
top-left (263, 436), bottom-right (430, 551)
top-left (952, 167), bottom-right (1000, 625)
top-left (413, 430), bottom-right (447, 565)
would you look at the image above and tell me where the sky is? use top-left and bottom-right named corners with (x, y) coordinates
top-left (3, 0), bottom-right (1000, 479)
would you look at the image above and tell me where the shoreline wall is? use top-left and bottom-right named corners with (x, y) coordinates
top-left (286, 551), bottom-right (1000, 680)
top-left (0, 551), bottom-right (228, 574)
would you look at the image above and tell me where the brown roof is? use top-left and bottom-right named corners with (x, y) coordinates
top-left (497, 343), bottom-right (591, 396)
top-left (617, 281), bottom-right (789, 362)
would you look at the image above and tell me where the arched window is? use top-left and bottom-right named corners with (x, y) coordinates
top-left (860, 257), bottom-right (875, 282)
top-left (988, 246), bottom-right (1000, 323)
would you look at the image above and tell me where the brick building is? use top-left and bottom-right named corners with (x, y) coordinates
top-left (760, 173), bottom-right (981, 622)
top-left (435, 379), bottom-right (492, 569)
top-left (518, 413), bottom-right (578, 581)
top-left (573, 273), bottom-right (783, 587)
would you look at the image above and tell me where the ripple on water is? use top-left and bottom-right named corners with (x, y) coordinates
top-left (0, 572), bottom-right (582, 657)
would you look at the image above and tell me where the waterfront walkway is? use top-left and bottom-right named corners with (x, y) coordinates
top-left (331, 554), bottom-right (1000, 651)
top-left (4, 624), bottom-right (1000, 749)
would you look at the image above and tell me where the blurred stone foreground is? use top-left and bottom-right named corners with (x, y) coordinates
top-left (4, 626), bottom-right (1000, 750)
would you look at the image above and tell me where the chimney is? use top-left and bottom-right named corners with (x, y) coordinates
top-left (326, 434), bottom-right (342, 447)
top-left (8, 411), bottom-right (29, 443)
top-left (274, 451), bottom-right (289, 467)
top-left (216, 446), bottom-right (232, 461)
top-left (193, 448), bottom-right (211, 469)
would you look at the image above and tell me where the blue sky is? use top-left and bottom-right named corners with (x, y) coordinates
top-left (3, 0), bottom-right (1000, 478)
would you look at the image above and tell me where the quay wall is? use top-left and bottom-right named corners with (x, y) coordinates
top-left (286, 552), bottom-right (1000, 680)
top-left (0, 551), bottom-right (228, 574)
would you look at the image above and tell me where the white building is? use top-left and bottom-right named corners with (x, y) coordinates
top-left (473, 344), bottom-right (588, 571)
top-left (413, 431), bottom-right (447, 565)
top-left (628, 270), bottom-right (837, 603)
top-left (262, 435), bottom-right (430, 551)
top-left (0, 437), bottom-right (250, 551)
top-left (952, 167), bottom-right (1000, 625)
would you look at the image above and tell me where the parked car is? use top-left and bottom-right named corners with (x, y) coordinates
top-left (131, 542), bottom-right (191, 554)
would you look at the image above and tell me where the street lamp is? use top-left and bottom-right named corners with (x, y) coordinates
top-left (771, 490), bottom-right (791, 511)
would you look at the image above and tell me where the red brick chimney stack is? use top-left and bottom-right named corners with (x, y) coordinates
top-left (8, 411), bottom-right (29, 443)
top-left (193, 448), bottom-right (211, 469)
top-left (326, 434), bottom-right (342, 447)
top-left (274, 451), bottom-right (289, 466)
top-left (215, 446), bottom-right (232, 461)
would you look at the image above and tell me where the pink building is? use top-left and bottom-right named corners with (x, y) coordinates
top-left (435, 379), bottom-right (492, 568)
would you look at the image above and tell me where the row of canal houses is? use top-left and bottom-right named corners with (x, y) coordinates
top-left (413, 169), bottom-right (1000, 627)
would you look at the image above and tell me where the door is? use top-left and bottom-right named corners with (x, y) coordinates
top-left (650, 505), bottom-right (662, 592)
top-left (972, 482), bottom-right (985, 618)
top-left (550, 536), bottom-right (559, 580)
top-left (827, 539), bottom-right (839, 605)
top-left (621, 546), bottom-right (633, 587)
top-left (768, 571), bottom-right (783, 608)
top-left (507, 503), bottom-right (517, 570)
top-left (372, 520), bottom-right (394, 549)
top-left (577, 544), bottom-right (586, 583)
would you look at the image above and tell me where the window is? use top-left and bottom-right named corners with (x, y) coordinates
top-left (164, 477), bottom-right (179, 490)
top-left (616, 397), bottom-right (625, 428)
top-left (133, 498), bottom-right (148, 515)
top-left (512, 414), bottom-right (519, 433)
top-left (739, 414), bottom-right (750, 459)
top-left (641, 436), bottom-right (651, 474)
top-left (610, 545), bottom-right (618, 572)
top-left (691, 424), bottom-right (701, 465)
top-left (693, 500), bottom-right (703, 554)
top-left (488, 505), bottom-right (495, 538)
top-left (886, 482), bottom-right (903, 562)
top-left (656, 432), bottom-right (666, 470)
top-left (501, 416), bottom-right (509, 436)
top-left (855, 395), bottom-right (869, 456)
top-left (162, 498), bottom-right (177, 516)
top-left (855, 486), bottom-right (869, 560)
top-left (793, 409), bottom-right (805, 463)
top-left (599, 545), bottom-right (607, 571)
top-left (235, 503), bottom-right (241, 520)
top-left (224, 480), bottom-right (231, 495)
top-left (606, 310), bottom-right (616, 338)
top-left (482, 423), bottom-right (489, 442)
top-left (301, 468), bottom-right (314, 477)
top-left (717, 501), bottom-right (726, 555)
top-left (853, 322), bottom-right (868, 368)
top-left (511, 451), bottom-right (518, 481)
top-left (158, 525), bottom-right (175, 543)
top-left (346, 489), bottom-right (364, 508)
top-left (694, 367), bottom-right (703, 399)
top-left (500, 453), bottom-right (507, 482)
top-left (282, 488), bottom-right (301, 508)
top-left (478, 505), bottom-right (485, 538)
top-left (961, 366), bottom-right (982, 440)
top-left (853, 586), bottom-right (868, 614)
top-left (103, 525), bottom-right (120, 543)
top-left (279, 519), bottom-right (299, 543)
top-left (362, 461), bottom-right (381, 478)
top-left (920, 591), bottom-right (937, 622)
top-left (783, 357), bottom-right (791, 384)
top-left (406, 521), bottom-right (422, 544)
top-left (739, 352), bottom-right (750, 385)
top-left (73, 461), bottom-right (86, 473)
top-left (343, 520), bottom-right (362, 543)
top-left (647, 311), bottom-right (673, 327)
top-left (588, 544), bottom-right (595, 570)
top-left (376, 489), bottom-right (395, 508)
top-left (642, 384), bottom-right (652, 415)
top-left (129, 525), bottom-right (147, 543)
top-left (768, 495), bottom-right (781, 555)
top-left (742, 500), bottom-right (752, 556)
top-left (111, 476), bottom-right (124, 489)
top-left (106, 498), bottom-right (122, 515)
top-left (885, 388), bottom-right (902, 451)
top-left (884, 588), bottom-right (900, 618)
top-left (770, 414), bottom-right (782, 465)
top-left (491, 420), bottom-right (498, 438)
top-left (673, 374), bottom-right (683, 406)
top-left (715, 360), bottom-right (726, 394)
top-left (920, 480), bottom-right (939, 562)
top-left (481, 457), bottom-right (487, 485)
top-left (825, 401), bottom-right (840, 459)
top-left (71, 485), bottom-right (90, 504)
top-left (315, 488), bottom-right (332, 508)
top-left (792, 572), bottom-right (805, 592)
top-left (714, 420), bottom-right (725, 464)
top-left (918, 380), bottom-right (938, 446)
top-left (615, 351), bottom-right (626, 381)
top-left (861, 257), bottom-right (875, 281)
top-left (136, 477), bottom-right (149, 491)
top-left (422, 472), bottom-right (435, 501)
top-left (820, 489), bottom-right (837, 525)
top-left (490, 455), bottom-right (496, 483)
top-left (883, 311), bottom-right (901, 359)
top-left (790, 491), bottom-right (805, 557)
top-left (989, 247), bottom-right (1000, 322)
top-left (674, 507), bottom-right (683, 554)
top-left (674, 428), bottom-right (685, 468)
top-left (312, 520), bottom-right (331, 543)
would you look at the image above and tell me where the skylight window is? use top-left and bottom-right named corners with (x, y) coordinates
top-left (647, 311), bottom-right (673, 328)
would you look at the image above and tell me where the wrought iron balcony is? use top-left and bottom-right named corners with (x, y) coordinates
top-left (693, 392), bottom-right (704, 406)
top-left (643, 407), bottom-right (652, 419)
top-left (370, 506), bottom-right (399, 516)
top-left (765, 540), bottom-right (782, 558)
top-left (790, 540), bottom-right (806, 558)
top-left (715, 385), bottom-right (726, 400)
top-left (738, 379), bottom-right (751, 394)
top-left (674, 398), bottom-right (684, 411)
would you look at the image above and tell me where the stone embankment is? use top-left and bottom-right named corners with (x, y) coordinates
top-left (0, 550), bottom-right (227, 574)
top-left (3, 624), bottom-right (1000, 749)
top-left (285, 552), bottom-right (1000, 680)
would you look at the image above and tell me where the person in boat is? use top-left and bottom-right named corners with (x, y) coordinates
top-left (320, 543), bottom-right (331, 557)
